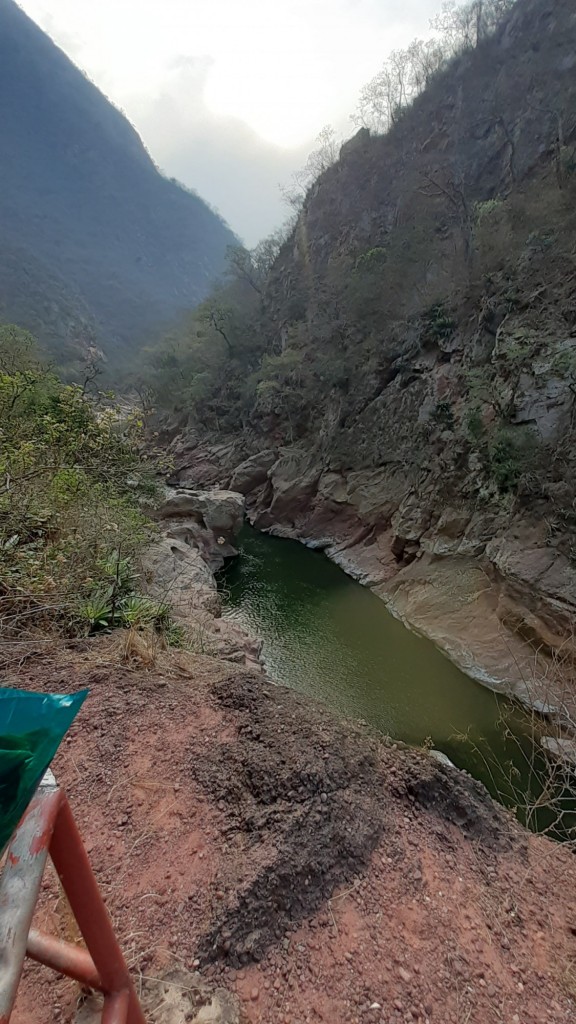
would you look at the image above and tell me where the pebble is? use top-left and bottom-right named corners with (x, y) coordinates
top-left (398, 967), bottom-right (412, 984)
top-left (250, 988), bottom-right (259, 1001)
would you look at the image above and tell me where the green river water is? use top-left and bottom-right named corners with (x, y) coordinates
top-left (218, 525), bottom-right (575, 836)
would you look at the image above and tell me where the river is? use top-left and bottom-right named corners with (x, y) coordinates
top-left (218, 525), bottom-right (575, 837)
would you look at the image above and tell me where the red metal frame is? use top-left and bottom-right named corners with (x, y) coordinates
top-left (0, 773), bottom-right (146, 1024)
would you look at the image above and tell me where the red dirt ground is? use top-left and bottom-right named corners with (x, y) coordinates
top-left (7, 639), bottom-right (576, 1024)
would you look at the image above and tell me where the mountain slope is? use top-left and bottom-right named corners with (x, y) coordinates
top-left (0, 0), bottom-right (237, 368)
top-left (151, 0), bottom-right (576, 702)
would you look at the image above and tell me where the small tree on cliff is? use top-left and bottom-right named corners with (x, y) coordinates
top-left (281, 126), bottom-right (339, 210)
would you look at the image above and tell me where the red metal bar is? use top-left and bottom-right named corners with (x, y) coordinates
top-left (102, 990), bottom-right (130, 1024)
top-left (0, 778), bottom-right (62, 1024)
top-left (48, 796), bottom-right (146, 1024)
top-left (26, 929), bottom-right (102, 991)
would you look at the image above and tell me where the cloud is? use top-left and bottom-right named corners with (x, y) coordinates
top-left (18, 0), bottom-right (441, 244)
top-left (128, 59), bottom-right (312, 245)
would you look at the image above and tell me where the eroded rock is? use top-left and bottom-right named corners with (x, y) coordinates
top-left (229, 450), bottom-right (277, 494)
top-left (158, 489), bottom-right (245, 541)
top-left (144, 536), bottom-right (221, 617)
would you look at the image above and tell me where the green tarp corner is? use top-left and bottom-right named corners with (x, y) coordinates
top-left (0, 687), bottom-right (88, 856)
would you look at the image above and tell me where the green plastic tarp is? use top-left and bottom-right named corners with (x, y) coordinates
top-left (0, 687), bottom-right (88, 856)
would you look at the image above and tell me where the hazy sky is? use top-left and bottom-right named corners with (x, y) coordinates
top-left (20, 0), bottom-right (439, 244)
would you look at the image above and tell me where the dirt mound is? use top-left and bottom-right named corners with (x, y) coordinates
top-left (194, 673), bottom-right (510, 967)
top-left (7, 641), bottom-right (576, 1024)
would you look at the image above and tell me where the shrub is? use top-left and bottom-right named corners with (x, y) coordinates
top-left (465, 406), bottom-right (485, 441)
top-left (488, 426), bottom-right (536, 492)
top-left (473, 198), bottom-right (504, 224)
top-left (432, 400), bottom-right (455, 430)
top-left (0, 324), bottom-right (178, 646)
top-left (421, 303), bottom-right (456, 345)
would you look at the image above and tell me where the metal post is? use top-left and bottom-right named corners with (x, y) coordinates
top-left (102, 991), bottom-right (131, 1024)
top-left (48, 796), bottom-right (146, 1024)
top-left (0, 773), bottom-right (62, 1024)
top-left (26, 929), bottom-right (102, 991)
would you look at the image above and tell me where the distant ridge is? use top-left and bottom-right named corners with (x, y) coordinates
top-left (0, 0), bottom-right (237, 369)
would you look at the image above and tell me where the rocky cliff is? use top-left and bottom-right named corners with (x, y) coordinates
top-left (162, 0), bottom-right (576, 712)
top-left (0, 0), bottom-right (237, 370)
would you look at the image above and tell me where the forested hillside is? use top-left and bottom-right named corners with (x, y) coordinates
top-left (0, 0), bottom-right (236, 372)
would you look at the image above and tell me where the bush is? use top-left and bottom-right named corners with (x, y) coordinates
top-left (432, 400), bottom-right (455, 430)
top-left (421, 303), bottom-right (456, 345)
top-left (488, 426), bottom-right (536, 492)
top-left (0, 324), bottom-right (175, 645)
top-left (465, 406), bottom-right (485, 441)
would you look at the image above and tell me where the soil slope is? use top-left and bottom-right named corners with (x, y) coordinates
top-left (8, 640), bottom-right (576, 1024)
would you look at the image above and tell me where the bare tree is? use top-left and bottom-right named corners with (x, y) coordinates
top-left (432, 0), bottom-right (516, 53)
top-left (528, 100), bottom-right (576, 190)
top-left (80, 354), bottom-right (102, 396)
top-left (227, 227), bottom-right (290, 296)
top-left (281, 126), bottom-right (340, 209)
top-left (226, 245), bottom-right (263, 296)
top-left (354, 0), bottom-right (517, 133)
top-left (418, 170), bottom-right (474, 268)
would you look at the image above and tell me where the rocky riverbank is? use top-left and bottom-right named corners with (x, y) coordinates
top-left (143, 483), bottom-right (263, 671)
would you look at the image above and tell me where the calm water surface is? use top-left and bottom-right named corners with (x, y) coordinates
top-left (218, 525), bottom-right (574, 834)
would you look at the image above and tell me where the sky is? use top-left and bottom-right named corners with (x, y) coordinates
top-left (19, 0), bottom-right (440, 244)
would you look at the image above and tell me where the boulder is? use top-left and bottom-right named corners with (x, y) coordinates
top-left (230, 450), bottom-right (278, 494)
top-left (158, 489), bottom-right (245, 540)
top-left (317, 471), bottom-right (349, 505)
top-left (164, 519), bottom-right (238, 572)
top-left (485, 536), bottom-right (576, 609)
top-left (346, 468), bottom-right (411, 525)
top-left (144, 537), bottom-right (221, 618)
top-left (420, 507), bottom-right (472, 556)
top-left (512, 339), bottom-right (576, 442)
top-left (540, 736), bottom-right (576, 766)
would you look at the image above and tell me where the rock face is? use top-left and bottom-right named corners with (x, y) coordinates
top-left (229, 450), bottom-right (277, 494)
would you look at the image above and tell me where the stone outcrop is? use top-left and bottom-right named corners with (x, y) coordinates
top-left (229, 449), bottom-right (277, 494)
top-left (144, 536), bottom-right (221, 618)
top-left (157, 489), bottom-right (245, 542)
top-left (144, 486), bottom-right (262, 670)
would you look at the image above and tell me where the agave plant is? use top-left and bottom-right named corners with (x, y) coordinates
top-left (77, 587), bottom-right (114, 631)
